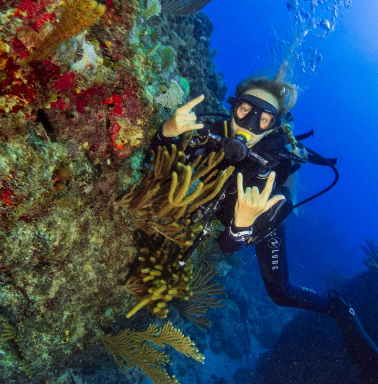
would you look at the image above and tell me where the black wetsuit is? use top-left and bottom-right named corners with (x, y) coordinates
top-left (150, 120), bottom-right (329, 314)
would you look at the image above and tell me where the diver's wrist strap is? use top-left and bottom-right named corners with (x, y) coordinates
top-left (229, 220), bottom-right (253, 239)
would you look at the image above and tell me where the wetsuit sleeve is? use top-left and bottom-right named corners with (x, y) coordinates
top-left (149, 123), bottom-right (178, 155)
top-left (217, 221), bottom-right (253, 253)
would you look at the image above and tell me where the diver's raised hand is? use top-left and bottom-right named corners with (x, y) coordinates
top-left (234, 172), bottom-right (285, 228)
top-left (162, 95), bottom-right (205, 137)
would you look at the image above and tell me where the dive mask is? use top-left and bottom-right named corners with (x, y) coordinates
top-left (227, 94), bottom-right (280, 135)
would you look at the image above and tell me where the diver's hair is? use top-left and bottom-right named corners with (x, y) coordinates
top-left (282, 124), bottom-right (297, 155)
top-left (235, 73), bottom-right (298, 116)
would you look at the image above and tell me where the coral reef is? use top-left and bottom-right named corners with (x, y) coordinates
top-left (0, 129), bottom-right (139, 382)
top-left (148, 12), bottom-right (228, 116)
top-left (0, 0), bottom-right (228, 381)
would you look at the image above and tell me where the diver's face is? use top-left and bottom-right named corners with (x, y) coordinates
top-left (236, 102), bottom-right (275, 130)
top-left (232, 88), bottom-right (280, 147)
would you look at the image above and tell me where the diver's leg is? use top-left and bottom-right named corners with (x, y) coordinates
top-left (327, 292), bottom-right (378, 383)
top-left (255, 224), bottom-right (378, 383)
top-left (255, 223), bottom-right (329, 312)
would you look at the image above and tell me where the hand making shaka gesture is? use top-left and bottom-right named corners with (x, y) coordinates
top-left (162, 95), bottom-right (205, 137)
top-left (234, 172), bottom-right (286, 228)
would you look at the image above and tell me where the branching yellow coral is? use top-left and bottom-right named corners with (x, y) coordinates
top-left (133, 322), bottom-right (204, 361)
top-left (26, 0), bottom-right (105, 62)
top-left (117, 243), bottom-right (194, 319)
top-left (97, 321), bottom-right (204, 384)
top-left (116, 144), bottom-right (234, 246)
top-left (118, 246), bottom-right (226, 330)
top-left (175, 303), bottom-right (211, 331)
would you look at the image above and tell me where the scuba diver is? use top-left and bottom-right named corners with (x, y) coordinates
top-left (149, 73), bottom-right (378, 383)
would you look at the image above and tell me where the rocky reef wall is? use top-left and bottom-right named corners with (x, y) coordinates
top-left (0, 0), bottom-right (226, 382)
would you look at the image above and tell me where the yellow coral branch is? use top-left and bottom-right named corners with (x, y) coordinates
top-left (172, 165), bottom-right (192, 205)
top-left (126, 297), bottom-right (151, 319)
top-left (26, 0), bottom-right (105, 63)
top-left (167, 172), bottom-right (178, 205)
top-left (98, 322), bottom-right (204, 384)
top-left (117, 144), bottom-right (233, 244)
top-left (175, 181), bottom-right (203, 207)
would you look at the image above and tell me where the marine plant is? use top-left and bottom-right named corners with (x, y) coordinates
top-left (97, 321), bottom-right (204, 384)
top-left (0, 319), bottom-right (32, 379)
top-left (361, 238), bottom-right (378, 270)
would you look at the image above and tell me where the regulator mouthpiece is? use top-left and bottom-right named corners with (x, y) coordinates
top-left (236, 130), bottom-right (252, 142)
top-left (223, 133), bottom-right (249, 162)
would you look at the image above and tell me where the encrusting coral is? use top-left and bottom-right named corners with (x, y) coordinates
top-left (115, 143), bottom-right (235, 247)
top-left (96, 321), bottom-right (204, 384)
